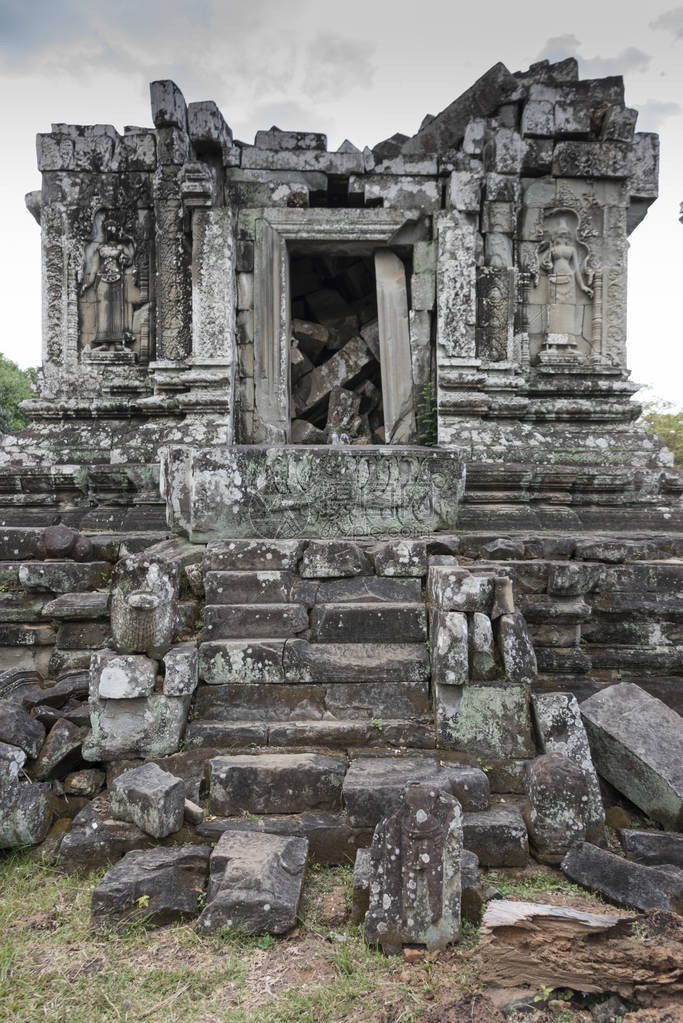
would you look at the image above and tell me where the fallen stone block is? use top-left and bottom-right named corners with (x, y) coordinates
top-left (110, 762), bottom-right (185, 839)
top-left (0, 698), bottom-right (45, 758)
top-left (0, 757), bottom-right (52, 849)
top-left (617, 829), bottom-right (683, 869)
top-left (462, 806), bottom-right (529, 867)
top-left (580, 683), bottom-right (683, 830)
top-left (292, 337), bottom-right (372, 414)
top-left (525, 753), bottom-right (589, 864)
top-left (562, 841), bottom-right (683, 912)
top-left (57, 795), bottom-right (154, 873)
top-left (91, 845), bottom-right (211, 930)
top-left (209, 752), bottom-right (346, 815)
top-left (196, 831), bottom-right (308, 935)
top-left (31, 718), bottom-right (87, 780)
top-left (532, 691), bottom-right (605, 840)
top-left (82, 692), bottom-right (191, 762)
top-left (197, 811), bottom-right (371, 866)
top-left (63, 769), bottom-right (105, 797)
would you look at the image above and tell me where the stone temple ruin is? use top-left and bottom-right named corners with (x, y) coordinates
top-left (0, 59), bottom-right (682, 949)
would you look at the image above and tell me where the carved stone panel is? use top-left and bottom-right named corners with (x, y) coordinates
top-left (476, 267), bottom-right (515, 362)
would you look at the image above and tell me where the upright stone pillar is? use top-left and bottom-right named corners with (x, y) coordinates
top-left (375, 249), bottom-right (416, 443)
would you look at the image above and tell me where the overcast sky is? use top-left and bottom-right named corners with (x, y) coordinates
top-left (1, 0), bottom-right (681, 406)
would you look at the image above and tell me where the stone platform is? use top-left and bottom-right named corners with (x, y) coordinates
top-left (161, 445), bottom-right (466, 540)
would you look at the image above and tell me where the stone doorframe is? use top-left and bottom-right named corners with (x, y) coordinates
top-left (253, 207), bottom-right (416, 443)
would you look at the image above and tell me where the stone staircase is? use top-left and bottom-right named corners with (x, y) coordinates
top-left (186, 537), bottom-right (435, 750)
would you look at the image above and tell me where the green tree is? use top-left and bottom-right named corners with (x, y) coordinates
top-left (638, 399), bottom-right (683, 468)
top-left (0, 355), bottom-right (36, 432)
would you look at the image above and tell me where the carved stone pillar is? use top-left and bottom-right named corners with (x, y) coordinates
top-left (153, 165), bottom-right (191, 363)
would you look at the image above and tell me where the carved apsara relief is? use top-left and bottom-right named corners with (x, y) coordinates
top-left (79, 208), bottom-right (153, 363)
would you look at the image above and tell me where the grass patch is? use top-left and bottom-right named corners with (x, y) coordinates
top-left (486, 868), bottom-right (604, 903)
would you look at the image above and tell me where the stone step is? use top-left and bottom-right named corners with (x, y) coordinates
top-left (198, 639), bottom-right (431, 684)
top-left (185, 718), bottom-right (435, 750)
top-left (204, 540), bottom-right (305, 572)
top-left (208, 752), bottom-right (347, 815)
top-left (197, 811), bottom-right (373, 865)
top-left (192, 678), bottom-right (431, 721)
top-left (18, 560), bottom-right (111, 594)
top-left (204, 571), bottom-right (295, 605)
top-left (311, 603), bottom-right (428, 642)
top-left (203, 603), bottom-right (309, 639)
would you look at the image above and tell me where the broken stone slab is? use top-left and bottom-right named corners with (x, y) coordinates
top-left (561, 841), bottom-right (683, 913)
top-left (580, 683), bottom-right (683, 830)
top-left (431, 611), bottom-right (469, 685)
top-left (197, 811), bottom-right (372, 866)
top-left (203, 539), bottom-right (305, 572)
top-left (300, 540), bottom-right (370, 579)
top-left (91, 845), bottom-right (211, 930)
top-left (292, 337), bottom-right (371, 414)
top-left (209, 752), bottom-right (346, 816)
top-left (342, 756), bottom-right (488, 828)
top-left (436, 683), bottom-right (535, 758)
top-left (203, 603), bottom-right (308, 639)
top-left (497, 612), bottom-right (537, 684)
top-left (57, 795), bottom-right (155, 874)
top-left (311, 603), bottom-right (427, 642)
top-left (31, 719), bottom-right (88, 781)
top-left (90, 650), bottom-right (157, 701)
top-left (110, 762), bottom-right (185, 839)
top-left (364, 783), bottom-right (464, 953)
top-left (428, 567), bottom-right (494, 613)
top-left (371, 539), bottom-right (427, 577)
top-left (162, 643), bottom-right (198, 697)
top-left (41, 592), bottom-right (110, 621)
top-left (0, 698), bottom-right (45, 758)
top-left (469, 612), bottom-right (498, 681)
top-left (525, 753), bottom-right (590, 864)
top-left (283, 640), bottom-right (429, 684)
top-left (462, 806), bottom-right (529, 867)
top-left (196, 830), bottom-right (308, 935)
top-left (617, 829), bottom-right (683, 870)
top-left (532, 692), bottom-right (605, 840)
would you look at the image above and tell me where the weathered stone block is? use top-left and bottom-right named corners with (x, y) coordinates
top-left (18, 561), bottom-right (109, 594)
top-left (0, 699), bottom-right (45, 758)
top-left (209, 753), bottom-right (346, 815)
top-left (314, 577), bottom-right (421, 604)
top-left (428, 568), bottom-right (494, 613)
top-left (470, 612), bottom-right (498, 681)
top-left (0, 774), bottom-right (52, 850)
top-left (580, 683), bottom-right (683, 830)
top-left (90, 650), bottom-right (157, 701)
top-left (110, 762), bottom-right (185, 839)
top-left (311, 603), bottom-right (427, 642)
top-left (150, 79), bottom-right (187, 130)
top-left (371, 539), bottom-right (427, 577)
top-left (197, 830), bottom-right (307, 935)
top-left (431, 611), bottom-right (469, 685)
top-left (203, 540), bottom-right (305, 572)
top-left (532, 692), bottom-right (604, 839)
top-left (617, 829), bottom-right (683, 869)
top-left (199, 640), bottom-right (286, 685)
top-left (197, 811), bottom-right (370, 866)
top-left (300, 541), bottom-right (370, 579)
top-left (283, 640), bottom-right (430, 684)
top-left (562, 841), bottom-right (683, 913)
top-left (110, 552), bottom-right (179, 659)
top-left (204, 570), bottom-right (294, 604)
top-left (83, 693), bottom-right (191, 762)
top-left (204, 603), bottom-right (308, 639)
top-left (497, 612), bottom-right (537, 684)
top-left (91, 845), bottom-right (211, 929)
top-left (525, 753), bottom-right (589, 864)
top-left (58, 796), bottom-right (154, 874)
top-left (463, 806), bottom-right (529, 867)
top-left (436, 683), bottom-right (534, 758)
top-left (162, 643), bottom-right (198, 697)
top-left (31, 718), bottom-right (87, 781)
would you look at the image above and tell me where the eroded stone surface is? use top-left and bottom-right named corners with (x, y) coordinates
top-left (110, 762), bottom-right (185, 839)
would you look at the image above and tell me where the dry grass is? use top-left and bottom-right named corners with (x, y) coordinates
top-left (0, 852), bottom-right (636, 1023)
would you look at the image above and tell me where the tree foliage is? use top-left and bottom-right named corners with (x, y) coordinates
top-left (638, 400), bottom-right (683, 468)
top-left (0, 355), bottom-right (36, 432)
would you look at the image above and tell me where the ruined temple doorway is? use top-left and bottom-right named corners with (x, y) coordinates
top-left (288, 244), bottom-right (415, 445)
